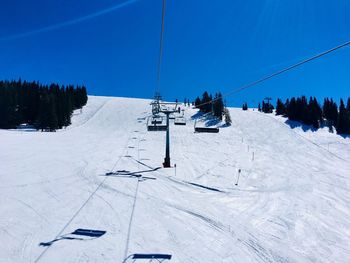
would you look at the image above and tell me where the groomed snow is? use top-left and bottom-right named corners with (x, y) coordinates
top-left (1, 96), bottom-right (350, 262)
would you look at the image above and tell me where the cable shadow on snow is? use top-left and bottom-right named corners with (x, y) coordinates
top-left (102, 167), bottom-right (160, 181)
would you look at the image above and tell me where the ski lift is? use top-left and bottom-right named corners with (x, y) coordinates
top-left (194, 119), bottom-right (219, 133)
top-left (151, 116), bottom-right (163, 124)
top-left (169, 113), bottom-right (175, 120)
top-left (147, 116), bottom-right (167, 131)
top-left (174, 117), bottom-right (186, 125)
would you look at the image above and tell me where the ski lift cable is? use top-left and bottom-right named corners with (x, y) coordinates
top-left (156, 0), bottom-right (167, 93)
top-left (195, 40), bottom-right (350, 108)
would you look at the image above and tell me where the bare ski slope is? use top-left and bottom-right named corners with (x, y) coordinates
top-left (1, 96), bottom-right (350, 263)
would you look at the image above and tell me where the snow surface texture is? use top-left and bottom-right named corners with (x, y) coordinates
top-left (1, 96), bottom-right (350, 263)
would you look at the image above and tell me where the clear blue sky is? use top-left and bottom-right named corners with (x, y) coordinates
top-left (0, 0), bottom-right (349, 106)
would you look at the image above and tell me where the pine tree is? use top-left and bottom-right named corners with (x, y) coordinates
top-left (275, 98), bottom-right (286, 115)
top-left (323, 98), bottom-right (338, 129)
top-left (194, 97), bottom-right (201, 108)
top-left (307, 97), bottom-right (321, 128)
top-left (261, 100), bottom-right (273, 113)
top-left (0, 79), bottom-right (88, 130)
top-left (37, 92), bottom-right (50, 131)
top-left (48, 94), bottom-right (58, 131)
top-left (213, 92), bottom-right (224, 119)
top-left (200, 91), bottom-right (212, 113)
top-left (336, 99), bottom-right (350, 134)
top-left (287, 97), bottom-right (297, 120)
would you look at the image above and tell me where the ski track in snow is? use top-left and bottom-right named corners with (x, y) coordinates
top-left (1, 96), bottom-right (350, 262)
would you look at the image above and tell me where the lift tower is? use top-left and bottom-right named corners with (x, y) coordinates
top-left (160, 104), bottom-right (178, 168)
top-left (151, 92), bottom-right (162, 116)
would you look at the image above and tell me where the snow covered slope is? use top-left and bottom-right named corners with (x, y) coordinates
top-left (1, 96), bottom-right (350, 263)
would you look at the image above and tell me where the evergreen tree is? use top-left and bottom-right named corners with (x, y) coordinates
top-left (322, 98), bottom-right (338, 131)
top-left (262, 100), bottom-right (273, 113)
top-left (200, 91), bottom-right (212, 113)
top-left (336, 99), bottom-right (350, 134)
top-left (194, 97), bottom-right (201, 108)
top-left (307, 97), bottom-right (321, 128)
top-left (275, 98), bottom-right (286, 115)
top-left (287, 97), bottom-right (297, 120)
top-left (213, 92), bottom-right (224, 119)
top-left (297, 96), bottom-right (308, 123)
top-left (0, 79), bottom-right (88, 130)
top-left (37, 92), bottom-right (50, 131)
top-left (48, 94), bottom-right (58, 131)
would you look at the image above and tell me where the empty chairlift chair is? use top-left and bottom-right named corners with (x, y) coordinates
top-left (194, 119), bottom-right (219, 133)
top-left (174, 117), bottom-right (186, 125)
top-left (147, 116), bottom-right (167, 131)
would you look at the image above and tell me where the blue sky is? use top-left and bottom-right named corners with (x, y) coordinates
top-left (0, 0), bottom-right (349, 106)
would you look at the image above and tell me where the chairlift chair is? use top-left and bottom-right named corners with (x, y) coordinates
top-left (194, 119), bottom-right (219, 133)
top-left (174, 117), bottom-right (186, 125)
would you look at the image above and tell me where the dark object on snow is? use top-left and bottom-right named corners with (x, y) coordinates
top-left (174, 117), bottom-right (186, 125)
top-left (147, 116), bottom-right (167, 131)
top-left (71, 229), bottom-right (106, 237)
top-left (148, 125), bottom-right (167, 131)
top-left (132, 254), bottom-right (172, 260)
top-left (39, 228), bottom-right (106, 247)
top-left (194, 127), bottom-right (219, 133)
top-left (147, 117), bottom-right (167, 131)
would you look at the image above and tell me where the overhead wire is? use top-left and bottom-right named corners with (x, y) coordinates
top-left (196, 40), bottom-right (350, 108)
top-left (156, 0), bottom-right (167, 93)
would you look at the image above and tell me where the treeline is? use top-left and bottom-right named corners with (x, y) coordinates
top-left (0, 79), bottom-right (88, 131)
top-left (257, 96), bottom-right (350, 134)
top-left (194, 91), bottom-right (232, 124)
top-left (194, 91), bottom-right (224, 119)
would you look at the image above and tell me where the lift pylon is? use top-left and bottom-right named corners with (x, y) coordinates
top-left (159, 103), bottom-right (178, 168)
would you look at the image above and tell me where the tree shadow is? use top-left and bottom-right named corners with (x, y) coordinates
top-left (192, 111), bottom-right (223, 128)
top-left (219, 123), bottom-right (231, 128)
top-left (285, 119), bottom-right (317, 132)
top-left (338, 133), bottom-right (350, 139)
top-left (285, 119), bottom-right (350, 138)
top-left (204, 118), bottom-right (220, 127)
top-left (191, 111), bottom-right (206, 120)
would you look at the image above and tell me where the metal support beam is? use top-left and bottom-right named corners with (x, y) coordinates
top-left (163, 112), bottom-right (171, 168)
top-left (159, 103), bottom-right (177, 168)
